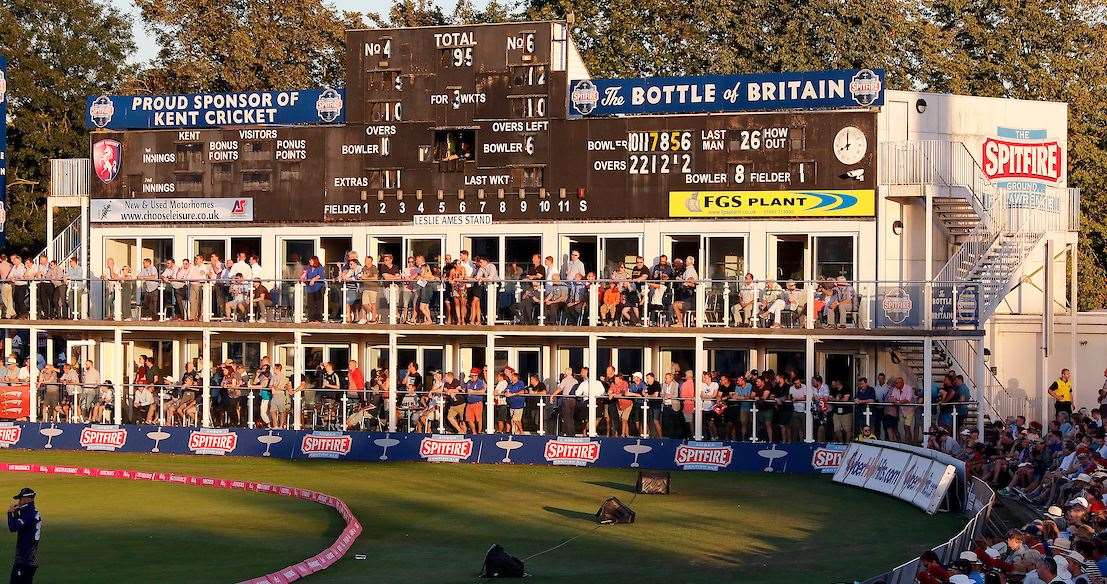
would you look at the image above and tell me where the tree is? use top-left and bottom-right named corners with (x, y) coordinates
top-left (923, 0), bottom-right (1107, 310)
top-left (384, 0), bottom-right (449, 27)
top-left (127, 0), bottom-right (365, 94)
top-left (0, 0), bottom-right (134, 253)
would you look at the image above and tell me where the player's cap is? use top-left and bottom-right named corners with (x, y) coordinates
top-left (12, 487), bottom-right (34, 500)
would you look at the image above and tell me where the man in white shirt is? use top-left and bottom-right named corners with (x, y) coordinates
top-left (228, 252), bottom-right (253, 280)
top-left (563, 250), bottom-right (585, 281)
top-left (872, 372), bottom-right (892, 439)
top-left (248, 255), bottom-right (263, 280)
top-left (552, 367), bottom-right (579, 436)
top-left (575, 366), bottom-right (604, 435)
top-left (185, 256), bottom-right (209, 321)
top-left (789, 378), bottom-right (808, 440)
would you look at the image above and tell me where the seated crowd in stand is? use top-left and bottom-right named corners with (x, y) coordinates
top-left (914, 401), bottom-right (1107, 584)
top-left (4, 250), bottom-right (860, 329)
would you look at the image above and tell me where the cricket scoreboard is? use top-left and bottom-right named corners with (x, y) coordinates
top-left (88, 22), bottom-right (879, 224)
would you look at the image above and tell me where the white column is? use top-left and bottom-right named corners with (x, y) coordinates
top-left (202, 329), bottom-right (212, 427)
top-left (1042, 240), bottom-right (1054, 424)
top-left (28, 328), bottom-right (38, 422)
top-left (293, 330), bottom-right (304, 430)
top-left (28, 282), bottom-right (37, 321)
top-left (113, 328), bottom-right (123, 424)
top-left (387, 332), bottom-right (398, 432)
top-left (694, 335), bottom-right (704, 440)
top-left (587, 285), bottom-right (598, 327)
top-left (922, 338), bottom-right (933, 446)
top-left (1070, 243), bottom-right (1078, 399)
top-left (587, 334), bottom-right (598, 437)
top-left (485, 333), bottom-right (495, 433)
top-left (486, 284), bottom-right (496, 325)
top-left (113, 282), bottom-right (122, 321)
top-left (805, 336), bottom-right (815, 443)
top-left (975, 337), bottom-right (986, 437)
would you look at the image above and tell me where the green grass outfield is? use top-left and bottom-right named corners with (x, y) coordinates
top-left (0, 450), bottom-right (963, 583)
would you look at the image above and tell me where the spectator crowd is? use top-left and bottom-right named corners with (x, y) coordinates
top-left (3, 249), bottom-right (864, 330)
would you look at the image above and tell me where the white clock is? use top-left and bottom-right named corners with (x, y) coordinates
top-left (833, 126), bottom-right (867, 165)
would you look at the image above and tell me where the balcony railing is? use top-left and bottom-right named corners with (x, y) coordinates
top-left (3, 276), bottom-right (983, 332)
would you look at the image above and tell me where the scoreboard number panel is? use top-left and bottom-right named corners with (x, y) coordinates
top-left (96, 24), bottom-right (874, 225)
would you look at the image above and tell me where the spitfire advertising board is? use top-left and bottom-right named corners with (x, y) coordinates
top-left (568, 69), bottom-right (885, 118)
top-left (85, 88), bottom-right (346, 130)
top-left (6, 422), bottom-right (834, 475)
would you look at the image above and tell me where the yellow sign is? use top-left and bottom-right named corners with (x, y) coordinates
top-left (668, 190), bottom-right (876, 218)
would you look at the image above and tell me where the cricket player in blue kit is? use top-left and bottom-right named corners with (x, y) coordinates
top-left (6, 488), bottom-right (39, 584)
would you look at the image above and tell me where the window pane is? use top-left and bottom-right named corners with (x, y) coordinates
top-left (814, 236), bottom-right (854, 280)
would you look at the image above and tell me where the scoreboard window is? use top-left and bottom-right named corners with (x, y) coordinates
top-left (279, 165), bottom-right (302, 182)
top-left (174, 171), bottom-right (203, 192)
top-left (242, 169), bottom-right (272, 192)
top-left (243, 141), bottom-right (270, 162)
top-left (368, 169), bottom-right (401, 190)
top-left (510, 166), bottom-right (544, 188)
top-left (366, 70), bottom-right (401, 92)
top-left (176, 142), bottom-right (203, 169)
top-left (368, 101), bottom-right (402, 123)
top-left (213, 163), bottom-right (233, 181)
top-left (511, 65), bottom-right (546, 87)
top-left (434, 130), bottom-right (476, 164)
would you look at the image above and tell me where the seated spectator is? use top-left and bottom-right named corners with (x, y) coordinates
top-left (733, 273), bottom-right (757, 326)
top-left (758, 279), bottom-right (785, 328)
top-left (224, 274), bottom-right (249, 320)
top-left (251, 279), bottom-right (272, 321)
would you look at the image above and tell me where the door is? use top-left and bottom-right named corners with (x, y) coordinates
top-left (709, 349), bottom-right (749, 376)
top-left (773, 235), bottom-right (808, 283)
top-left (407, 237), bottom-right (443, 267)
top-left (823, 353), bottom-right (855, 388)
top-left (704, 236), bottom-right (744, 281)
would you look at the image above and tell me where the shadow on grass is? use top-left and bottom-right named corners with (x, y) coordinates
top-left (543, 506), bottom-right (596, 523)
top-left (584, 480), bottom-right (636, 493)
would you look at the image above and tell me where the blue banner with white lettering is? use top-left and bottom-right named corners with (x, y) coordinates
top-left (0, 422), bottom-right (848, 475)
top-left (85, 88), bottom-right (346, 130)
top-left (0, 54), bottom-right (7, 249)
top-left (568, 69), bottom-right (884, 117)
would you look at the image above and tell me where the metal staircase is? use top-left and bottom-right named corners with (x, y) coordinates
top-left (880, 140), bottom-right (1058, 323)
top-left (36, 216), bottom-right (82, 265)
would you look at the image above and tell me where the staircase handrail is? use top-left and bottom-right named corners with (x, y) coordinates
top-left (35, 216), bottom-right (82, 266)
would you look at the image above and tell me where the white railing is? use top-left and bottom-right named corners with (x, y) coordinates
top-left (862, 477), bottom-right (995, 584)
top-left (37, 216), bottom-right (83, 267)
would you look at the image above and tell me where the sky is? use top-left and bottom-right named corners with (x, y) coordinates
top-left (110, 0), bottom-right (427, 64)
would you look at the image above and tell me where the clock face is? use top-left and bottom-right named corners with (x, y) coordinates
top-left (833, 126), bottom-right (868, 165)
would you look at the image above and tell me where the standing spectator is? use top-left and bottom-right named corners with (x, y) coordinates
top-left (270, 364), bottom-right (291, 429)
top-left (463, 368), bottom-right (485, 434)
top-left (525, 373), bottom-right (546, 432)
top-left (493, 371), bottom-right (509, 433)
top-left (891, 377), bottom-right (918, 444)
top-left (359, 255), bottom-right (379, 324)
top-left (855, 377), bottom-right (877, 431)
top-left (563, 250), bottom-right (585, 281)
top-left (1049, 368), bottom-right (1074, 417)
top-left (789, 377), bottom-right (808, 442)
top-left (443, 371), bottom-right (465, 433)
top-left (831, 378), bottom-right (854, 442)
top-left (379, 254), bottom-right (402, 320)
top-left (301, 256), bottom-right (325, 322)
top-left (63, 257), bottom-right (83, 319)
top-left (506, 370), bottom-right (527, 434)
top-left (184, 255), bottom-right (207, 321)
top-left (872, 372), bottom-right (891, 439)
top-left (137, 258), bottom-right (159, 319)
top-left (33, 256), bottom-right (52, 319)
top-left (0, 254), bottom-right (11, 319)
top-left (679, 370), bottom-right (696, 438)
top-left (552, 367), bottom-right (578, 436)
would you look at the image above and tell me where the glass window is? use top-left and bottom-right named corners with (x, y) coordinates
top-left (814, 236), bottom-right (855, 280)
top-left (602, 237), bottom-right (640, 277)
top-left (282, 240), bottom-right (315, 281)
top-left (141, 238), bottom-right (173, 270)
top-left (407, 238), bottom-right (443, 267)
top-left (468, 237), bottom-right (500, 266)
top-left (705, 236), bottom-right (744, 281)
top-left (193, 239), bottom-right (226, 261)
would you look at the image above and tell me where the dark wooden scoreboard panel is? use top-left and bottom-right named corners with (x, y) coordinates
top-left (90, 23), bottom-right (877, 224)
